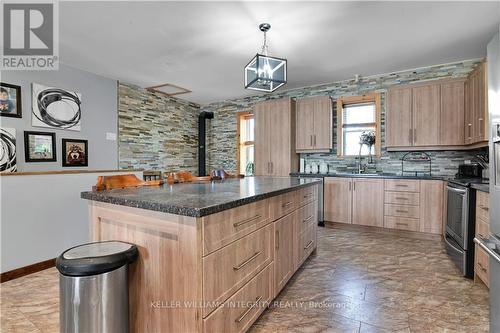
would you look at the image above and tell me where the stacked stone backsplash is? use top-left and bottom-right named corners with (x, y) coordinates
top-left (201, 59), bottom-right (487, 177)
top-left (118, 83), bottom-right (200, 173)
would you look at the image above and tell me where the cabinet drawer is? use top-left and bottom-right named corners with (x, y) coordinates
top-left (203, 200), bottom-right (270, 255)
top-left (475, 218), bottom-right (490, 239)
top-left (384, 216), bottom-right (420, 232)
top-left (384, 179), bottom-right (420, 192)
top-left (384, 191), bottom-right (420, 205)
top-left (202, 224), bottom-right (273, 317)
top-left (384, 204), bottom-right (420, 219)
top-left (297, 185), bottom-right (317, 207)
top-left (298, 224), bottom-right (316, 266)
top-left (296, 201), bottom-right (317, 235)
top-left (203, 263), bottom-right (273, 333)
top-left (476, 191), bottom-right (490, 223)
top-left (475, 244), bottom-right (489, 287)
top-left (269, 191), bottom-right (297, 221)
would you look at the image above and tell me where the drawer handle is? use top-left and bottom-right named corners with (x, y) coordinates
top-left (276, 230), bottom-right (279, 250)
top-left (303, 193), bottom-right (313, 198)
top-left (233, 251), bottom-right (261, 271)
top-left (235, 296), bottom-right (263, 323)
top-left (395, 197), bottom-right (408, 200)
top-left (396, 210), bottom-right (409, 213)
top-left (395, 184), bottom-right (408, 187)
top-left (478, 233), bottom-right (485, 239)
top-left (479, 206), bottom-right (489, 212)
top-left (304, 240), bottom-right (313, 250)
top-left (233, 215), bottom-right (262, 228)
top-left (303, 215), bottom-right (313, 223)
top-left (396, 222), bottom-right (408, 226)
top-left (282, 201), bottom-right (293, 208)
top-left (478, 263), bottom-right (487, 272)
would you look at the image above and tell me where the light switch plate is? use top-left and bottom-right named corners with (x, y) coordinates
top-left (106, 132), bottom-right (117, 141)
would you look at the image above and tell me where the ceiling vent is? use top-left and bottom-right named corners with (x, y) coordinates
top-left (145, 83), bottom-right (191, 96)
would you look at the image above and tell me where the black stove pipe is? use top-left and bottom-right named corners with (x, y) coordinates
top-left (198, 111), bottom-right (214, 176)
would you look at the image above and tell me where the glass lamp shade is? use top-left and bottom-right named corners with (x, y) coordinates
top-left (244, 53), bottom-right (287, 92)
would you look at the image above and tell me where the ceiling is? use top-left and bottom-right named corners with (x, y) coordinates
top-left (59, 1), bottom-right (500, 104)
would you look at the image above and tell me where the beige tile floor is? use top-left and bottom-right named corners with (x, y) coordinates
top-left (1, 227), bottom-right (489, 333)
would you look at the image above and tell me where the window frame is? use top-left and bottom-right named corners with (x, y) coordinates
top-left (236, 111), bottom-right (255, 174)
top-left (336, 93), bottom-right (381, 157)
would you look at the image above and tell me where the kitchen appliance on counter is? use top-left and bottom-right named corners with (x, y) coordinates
top-left (445, 163), bottom-right (488, 278)
top-left (473, 32), bottom-right (500, 333)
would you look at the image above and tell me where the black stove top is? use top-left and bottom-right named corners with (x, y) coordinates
top-left (448, 177), bottom-right (489, 187)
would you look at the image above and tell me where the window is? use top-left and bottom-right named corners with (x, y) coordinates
top-left (237, 112), bottom-right (255, 175)
top-left (336, 94), bottom-right (381, 157)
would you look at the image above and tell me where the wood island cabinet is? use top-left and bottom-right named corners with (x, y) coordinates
top-left (295, 96), bottom-right (332, 152)
top-left (273, 213), bottom-right (294, 295)
top-left (254, 98), bottom-right (299, 176)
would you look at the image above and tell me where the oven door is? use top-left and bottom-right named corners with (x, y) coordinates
top-left (446, 184), bottom-right (469, 249)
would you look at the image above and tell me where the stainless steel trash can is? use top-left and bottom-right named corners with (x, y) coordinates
top-left (56, 241), bottom-right (138, 333)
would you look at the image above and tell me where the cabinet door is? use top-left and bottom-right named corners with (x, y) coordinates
top-left (312, 97), bottom-right (333, 151)
top-left (385, 87), bottom-right (413, 147)
top-left (412, 84), bottom-right (440, 146)
top-left (324, 177), bottom-right (352, 224)
top-left (296, 98), bottom-right (315, 151)
top-left (419, 180), bottom-right (444, 235)
top-left (254, 102), bottom-right (271, 175)
top-left (269, 99), bottom-right (293, 176)
top-left (440, 81), bottom-right (465, 145)
top-left (352, 178), bottom-right (384, 227)
top-left (474, 63), bottom-right (488, 142)
top-left (464, 79), bottom-right (474, 144)
top-left (274, 213), bottom-right (294, 295)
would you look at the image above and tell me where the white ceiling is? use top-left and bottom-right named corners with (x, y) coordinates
top-left (59, 1), bottom-right (500, 104)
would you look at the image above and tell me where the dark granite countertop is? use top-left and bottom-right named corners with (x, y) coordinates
top-left (290, 172), bottom-right (446, 181)
top-left (81, 176), bottom-right (322, 217)
top-left (471, 183), bottom-right (490, 193)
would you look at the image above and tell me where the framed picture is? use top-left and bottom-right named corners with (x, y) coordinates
top-left (0, 127), bottom-right (17, 173)
top-left (0, 83), bottom-right (22, 118)
top-left (62, 139), bottom-right (88, 167)
top-left (24, 131), bottom-right (56, 162)
top-left (32, 83), bottom-right (82, 131)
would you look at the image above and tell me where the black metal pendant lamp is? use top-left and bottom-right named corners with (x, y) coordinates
top-left (244, 23), bottom-right (287, 92)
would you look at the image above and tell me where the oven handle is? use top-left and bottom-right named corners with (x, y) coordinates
top-left (446, 185), bottom-right (467, 194)
top-left (474, 237), bottom-right (500, 265)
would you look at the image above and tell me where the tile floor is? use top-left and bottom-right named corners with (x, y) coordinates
top-left (1, 226), bottom-right (490, 333)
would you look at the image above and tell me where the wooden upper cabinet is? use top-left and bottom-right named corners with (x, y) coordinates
top-left (440, 80), bottom-right (465, 145)
top-left (254, 98), bottom-right (298, 176)
top-left (295, 98), bottom-right (315, 150)
top-left (296, 96), bottom-right (332, 152)
top-left (352, 178), bottom-right (384, 227)
top-left (385, 87), bottom-right (413, 147)
top-left (465, 62), bottom-right (488, 144)
top-left (324, 177), bottom-right (352, 224)
top-left (412, 83), bottom-right (440, 146)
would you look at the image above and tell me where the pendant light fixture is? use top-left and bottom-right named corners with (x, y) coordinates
top-left (244, 23), bottom-right (287, 92)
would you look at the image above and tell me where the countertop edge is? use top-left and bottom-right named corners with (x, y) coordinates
top-left (471, 183), bottom-right (490, 193)
top-left (290, 172), bottom-right (446, 180)
top-left (81, 179), bottom-right (322, 217)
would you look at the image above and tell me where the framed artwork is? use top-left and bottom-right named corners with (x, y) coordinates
top-left (24, 131), bottom-right (56, 162)
top-left (32, 83), bottom-right (82, 131)
top-left (0, 127), bottom-right (17, 173)
top-left (62, 139), bottom-right (88, 167)
top-left (0, 83), bottom-right (22, 118)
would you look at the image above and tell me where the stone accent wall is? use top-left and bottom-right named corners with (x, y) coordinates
top-left (202, 59), bottom-right (487, 177)
top-left (118, 83), bottom-right (200, 173)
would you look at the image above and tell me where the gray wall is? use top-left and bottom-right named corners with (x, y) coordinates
top-left (1, 63), bottom-right (119, 171)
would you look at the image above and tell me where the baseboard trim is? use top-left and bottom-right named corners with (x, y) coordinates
top-left (324, 221), bottom-right (443, 241)
top-left (1, 258), bottom-right (56, 283)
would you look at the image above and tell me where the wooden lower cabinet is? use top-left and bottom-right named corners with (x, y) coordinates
top-left (324, 177), bottom-right (352, 223)
top-left (324, 177), bottom-right (444, 235)
top-left (474, 190), bottom-right (490, 288)
top-left (352, 179), bottom-right (384, 227)
top-left (274, 213), bottom-right (294, 295)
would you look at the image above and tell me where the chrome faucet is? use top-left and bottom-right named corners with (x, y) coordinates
top-left (357, 156), bottom-right (366, 174)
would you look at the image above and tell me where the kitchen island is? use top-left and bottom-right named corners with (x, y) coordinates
top-left (81, 176), bottom-right (320, 333)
